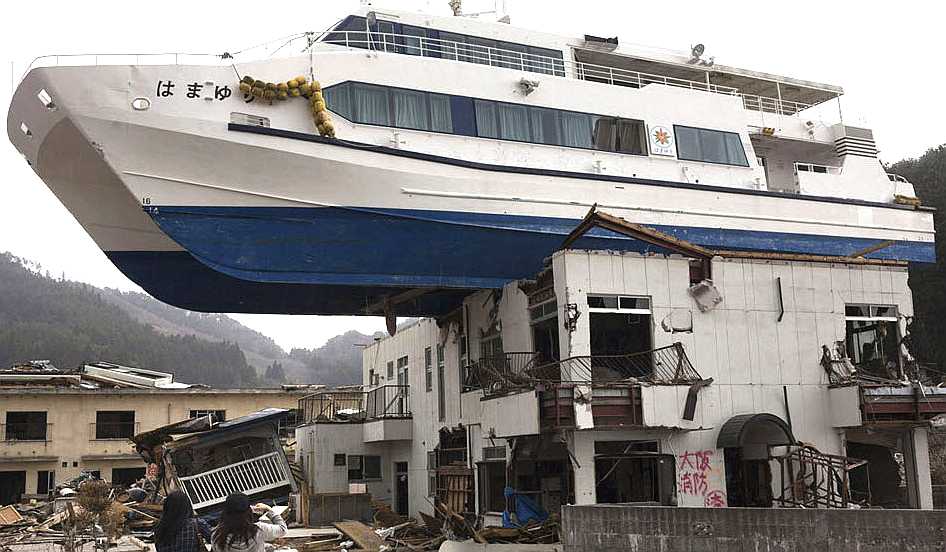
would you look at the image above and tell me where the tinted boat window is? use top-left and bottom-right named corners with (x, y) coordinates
top-left (674, 125), bottom-right (749, 166)
top-left (351, 83), bottom-right (391, 126)
top-left (474, 99), bottom-right (499, 138)
top-left (429, 94), bottom-right (453, 132)
top-left (401, 25), bottom-right (427, 56)
top-left (393, 89), bottom-right (429, 130)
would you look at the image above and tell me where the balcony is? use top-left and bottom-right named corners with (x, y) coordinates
top-left (1, 422), bottom-right (53, 443)
top-left (177, 451), bottom-right (293, 510)
top-left (298, 386), bottom-right (412, 441)
top-left (531, 343), bottom-right (707, 430)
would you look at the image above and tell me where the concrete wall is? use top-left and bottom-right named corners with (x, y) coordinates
top-left (562, 504), bottom-right (946, 552)
top-left (0, 389), bottom-right (304, 494)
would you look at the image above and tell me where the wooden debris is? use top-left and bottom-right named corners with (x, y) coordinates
top-left (333, 520), bottom-right (384, 551)
top-left (0, 505), bottom-right (24, 526)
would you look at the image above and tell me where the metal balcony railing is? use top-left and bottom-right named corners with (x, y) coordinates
top-left (298, 385), bottom-right (411, 423)
top-left (1, 422), bottom-right (52, 442)
top-left (177, 451), bottom-right (291, 510)
top-left (462, 352), bottom-right (542, 393)
top-left (299, 390), bottom-right (364, 423)
top-left (365, 385), bottom-right (411, 419)
top-left (532, 342), bottom-right (702, 384)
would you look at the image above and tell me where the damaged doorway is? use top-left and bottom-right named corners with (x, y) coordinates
top-left (529, 289), bottom-right (559, 364)
top-left (718, 413), bottom-right (795, 508)
top-left (395, 462), bottom-right (409, 516)
top-left (593, 441), bottom-right (675, 505)
top-left (0, 471), bottom-right (26, 505)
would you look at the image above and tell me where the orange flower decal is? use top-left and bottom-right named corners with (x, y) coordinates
top-left (653, 128), bottom-right (671, 145)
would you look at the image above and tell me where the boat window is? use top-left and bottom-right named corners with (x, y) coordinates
top-left (325, 81), bottom-right (651, 157)
top-left (400, 25), bottom-right (427, 56)
top-left (529, 107), bottom-right (560, 146)
top-left (324, 15), bottom-right (369, 49)
top-left (560, 112), bottom-right (594, 148)
top-left (437, 32), bottom-right (463, 61)
top-left (429, 94), bottom-right (453, 133)
top-left (393, 88), bottom-right (430, 130)
top-left (614, 119), bottom-right (646, 155)
top-left (351, 83), bottom-right (391, 126)
top-left (369, 20), bottom-right (397, 52)
top-left (674, 125), bottom-right (749, 167)
top-left (474, 99), bottom-right (499, 138)
top-left (323, 82), bottom-right (352, 120)
top-left (498, 103), bottom-right (531, 141)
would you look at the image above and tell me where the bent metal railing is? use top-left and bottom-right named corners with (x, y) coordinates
top-left (177, 451), bottom-right (291, 510)
top-left (533, 342), bottom-right (702, 384)
top-left (462, 352), bottom-right (542, 393)
top-left (298, 385), bottom-right (411, 423)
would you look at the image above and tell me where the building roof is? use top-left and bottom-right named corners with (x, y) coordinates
top-left (0, 360), bottom-right (323, 394)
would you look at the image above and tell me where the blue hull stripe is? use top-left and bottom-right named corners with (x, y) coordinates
top-left (146, 206), bottom-right (935, 288)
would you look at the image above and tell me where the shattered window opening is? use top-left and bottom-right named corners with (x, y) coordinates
top-left (4, 411), bottom-right (47, 441)
top-left (348, 454), bottom-right (382, 481)
top-left (845, 303), bottom-right (901, 379)
top-left (94, 411), bottom-right (136, 440)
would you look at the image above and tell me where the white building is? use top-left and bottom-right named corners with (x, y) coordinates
top-left (296, 219), bottom-right (943, 521)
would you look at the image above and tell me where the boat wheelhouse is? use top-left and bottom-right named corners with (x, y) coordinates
top-left (6, 7), bottom-right (934, 316)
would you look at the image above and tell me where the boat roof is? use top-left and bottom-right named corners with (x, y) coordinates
top-left (355, 7), bottom-right (843, 106)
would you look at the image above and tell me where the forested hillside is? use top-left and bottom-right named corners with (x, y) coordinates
top-left (889, 145), bottom-right (946, 368)
top-left (0, 253), bottom-right (259, 387)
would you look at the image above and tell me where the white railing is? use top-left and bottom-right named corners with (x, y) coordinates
top-left (177, 451), bottom-right (291, 510)
top-left (743, 94), bottom-right (813, 117)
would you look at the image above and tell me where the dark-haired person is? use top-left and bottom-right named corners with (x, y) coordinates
top-left (154, 491), bottom-right (212, 552)
top-left (212, 493), bottom-right (287, 552)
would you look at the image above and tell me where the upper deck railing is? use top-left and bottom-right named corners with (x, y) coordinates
top-left (317, 31), bottom-right (814, 116)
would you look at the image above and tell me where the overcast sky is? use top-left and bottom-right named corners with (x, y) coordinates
top-left (2, 0), bottom-right (944, 351)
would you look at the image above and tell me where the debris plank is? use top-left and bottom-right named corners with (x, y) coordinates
top-left (333, 520), bottom-right (383, 551)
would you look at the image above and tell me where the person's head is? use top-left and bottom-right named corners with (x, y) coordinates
top-left (213, 493), bottom-right (258, 547)
top-left (154, 491), bottom-right (194, 545)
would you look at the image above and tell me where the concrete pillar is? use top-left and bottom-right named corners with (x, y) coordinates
top-left (903, 426), bottom-right (933, 510)
top-left (568, 431), bottom-right (597, 505)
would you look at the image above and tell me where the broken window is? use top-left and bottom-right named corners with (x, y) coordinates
top-left (588, 296), bottom-right (653, 377)
top-left (189, 410), bottom-right (226, 423)
top-left (428, 451), bottom-right (438, 497)
top-left (387, 361), bottom-right (394, 380)
top-left (4, 411), bottom-right (47, 441)
top-left (437, 345), bottom-right (446, 422)
top-left (593, 441), bottom-right (675, 505)
top-left (397, 356), bottom-right (409, 387)
top-left (37, 470), bottom-right (54, 495)
top-left (845, 304), bottom-right (901, 379)
top-left (95, 411), bottom-right (136, 439)
top-left (530, 289), bottom-right (559, 363)
top-left (348, 455), bottom-right (382, 481)
top-left (477, 458), bottom-right (507, 513)
top-left (425, 347), bottom-right (433, 392)
top-left (112, 467), bottom-right (146, 487)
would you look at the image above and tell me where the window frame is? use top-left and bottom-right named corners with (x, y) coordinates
top-left (437, 344), bottom-right (446, 422)
top-left (673, 124), bottom-right (750, 167)
top-left (844, 303), bottom-right (901, 374)
top-left (425, 346), bottom-right (433, 392)
top-left (323, 81), bottom-right (651, 156)
top-left (94, 410), bottom-right (136, 440)
top-left (587, 295), bottom-right (652, 315)
top-left (4, 411), bottom-right (48, 442)
top-left (348, 454), bottom-right (383, 482)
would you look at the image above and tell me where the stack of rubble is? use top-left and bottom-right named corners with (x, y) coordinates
top-left (268, 500), bottom-right (560, 552)
top-left (0, 476), bottom-right (160, 550)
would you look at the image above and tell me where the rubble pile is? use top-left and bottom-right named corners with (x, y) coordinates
top-left (268, 500), bottom-right (559, 552)
top-left (0, 475), bottom-right (159, 551)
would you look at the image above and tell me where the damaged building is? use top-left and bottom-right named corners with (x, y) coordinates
top-left (296, 213), bottom-right (942, 520)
